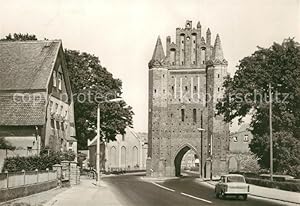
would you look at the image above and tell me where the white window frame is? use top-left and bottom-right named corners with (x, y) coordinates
top-left (244, 135), bottom-right (249, 142)
top-left (58, 72), bottom-right (62, 90)
top-left (53, 71), bottom-right (57, 87)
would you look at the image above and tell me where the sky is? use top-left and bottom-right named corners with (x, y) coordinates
top-left (0, 0), bottom-right (299, 132)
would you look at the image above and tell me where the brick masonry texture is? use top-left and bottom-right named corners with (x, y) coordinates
top-left (147, 20), bottom-right (230, 177)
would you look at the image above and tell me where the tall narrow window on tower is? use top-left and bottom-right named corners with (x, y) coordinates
top-left (193, 109), bottom-right (197, 123)
top-left (170, 49), bottom-right (176, 65)
top-left (180, 34), bottom-right (185, 65)
top-left (200, 111), bottom-right (203, 127)
top-left (191, 34), bottom-right (197, 64)
top-left (190, 77), bottom-right (194, 99)
top-left (181, 109), bottom-right (185, 122)
top-left (200, 47), bottom-right (206, 64)
top-left (174, 77), bottom-right (177, 99)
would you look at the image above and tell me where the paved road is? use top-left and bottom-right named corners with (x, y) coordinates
top-left (104, 174), bottom-right (290, 206)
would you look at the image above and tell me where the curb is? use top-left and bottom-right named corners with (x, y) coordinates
top-left (140, 176), bottom-right (179, 183)
top-left (203, 180), bottom-right (300, 205)
top-left (248, 193), bottom-right (300, 205)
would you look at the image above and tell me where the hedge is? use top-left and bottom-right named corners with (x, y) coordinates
top-left (246, 177), bottom-right (300, 192)
top-left (2, 150), bottom-right (75, 172)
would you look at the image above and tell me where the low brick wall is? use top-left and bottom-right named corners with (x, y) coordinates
top-left (0, 180), bottom-right (58, 203)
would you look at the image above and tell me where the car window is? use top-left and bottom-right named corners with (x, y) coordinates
top-left (227, 176), bottom-right (245, 183)
top-left (220, 176), bottom-right (225, 183)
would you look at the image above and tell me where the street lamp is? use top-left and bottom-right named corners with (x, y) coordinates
top-left (197, 128), bottom-right (205, 180)
top-left (96, 97), bottom-right (123, 186)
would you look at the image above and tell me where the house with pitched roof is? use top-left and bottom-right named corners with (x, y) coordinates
top-left (0, 40), bottom-right (76, 155)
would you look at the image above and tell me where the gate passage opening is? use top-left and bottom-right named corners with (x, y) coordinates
top-left (174, 145), bottom-right (199, 177)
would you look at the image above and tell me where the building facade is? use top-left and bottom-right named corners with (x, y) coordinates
top-left (147, 20), bottom-right (230, 178)
top-left (228, 124), bottom-right (259, 172)
top-left (229, 124), bottom-right (252, 153)
top-left (88, 128), bottom-right (147, 171)
top-left (0, 40), bottom-right (76, 154)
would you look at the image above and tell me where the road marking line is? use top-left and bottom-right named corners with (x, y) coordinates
top-left (180, 192), bottom-right (212, 204)
top-left (152, 182), bottom-right (175, 192)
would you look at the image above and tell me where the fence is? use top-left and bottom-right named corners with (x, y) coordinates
top-left (0, 169), bottom-right (57, 189)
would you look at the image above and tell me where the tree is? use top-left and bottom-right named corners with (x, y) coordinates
top-left (65, 50), bottom-right (134, 149)
top-left (250, 131), bottom-right (300, 177)
top-left (217, 38), bottom-right (300, 176)
top-left (0, 137), bottom-right (15, 150)
top-left (0, 33), bottom-right (37, 41)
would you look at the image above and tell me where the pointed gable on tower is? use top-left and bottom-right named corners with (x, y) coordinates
top-left (148, 36), bottom-right (165, 68)
top-left (212, 34), bottom-right (227, 65)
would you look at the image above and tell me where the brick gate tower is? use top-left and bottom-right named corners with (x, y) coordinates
top-left (146, 20), bottom-right (230, 178)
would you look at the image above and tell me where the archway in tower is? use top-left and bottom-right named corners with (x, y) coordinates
top-left (174, 145), bottom-right (199, 177)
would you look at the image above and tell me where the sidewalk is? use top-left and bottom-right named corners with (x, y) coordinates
top-left (199, 180), bottom-right (300, 205)
top-left (0, 187), bottom-right (68, 206)
top-left (44, 177), bottom-right (123, 206)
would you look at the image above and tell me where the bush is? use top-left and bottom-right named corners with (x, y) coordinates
top-left (2, 150), bottom-right (75, 172)
top-left (246, 177), bottom-right (300, 192)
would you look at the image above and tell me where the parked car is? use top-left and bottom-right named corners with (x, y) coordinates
top-left (215, 174), bottom-right (249, 200)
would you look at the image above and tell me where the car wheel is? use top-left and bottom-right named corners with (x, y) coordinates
top-left (242, 194), bottom-right (247, 200)
top-left (215, 191), bottom-right (219, 198)
top-left (220, 191), bottom-right (226, 199)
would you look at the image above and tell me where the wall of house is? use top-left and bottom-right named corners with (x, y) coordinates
top-left (67, 141), bottom-right (77, 153)
top-left (106, 132), bottom-right (147, 170)
top-left (88, 130), bottom-right (147, 171)
top-left (228, 128), bottom-right (259, 172)
top-left (229, 130), bottom-right (252, 153)
top-left (0, 126), bottom-right (40, 171)
top-left (45, 50), bottom-right (75, 152)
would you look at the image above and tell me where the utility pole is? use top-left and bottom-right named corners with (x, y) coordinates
top-left (197, 127), bottom-right (205, 180)
top-left (96, 98), bottom-right (123, 186)
top-left (269, 83), bottom-right (273, 181)
top-left (96, 105), bottom-right (101, 185)
top-left (210, 134), bottom-right (213, 180)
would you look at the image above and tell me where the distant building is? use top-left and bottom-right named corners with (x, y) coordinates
top-left (66, 136), bottom-right (78, 153)
top-left (0, 40), bottom-right (76, 154)
top-left (228, 124), bottom-right (259, 172)
top-left (181, 150), bottom-right (198, 169)
top-left (229, 124), bottom-right (253, 153)
top-left (88, 128), bottom-right (147, 171)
